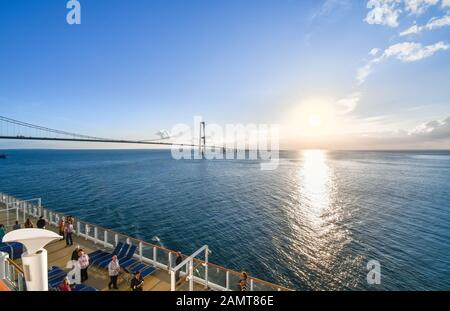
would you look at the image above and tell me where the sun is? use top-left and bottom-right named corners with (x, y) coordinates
top-left (308, 114), bottom-right (322, 128)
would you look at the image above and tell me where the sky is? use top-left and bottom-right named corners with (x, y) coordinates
top-left (0, 0), bottom-right (449, 150)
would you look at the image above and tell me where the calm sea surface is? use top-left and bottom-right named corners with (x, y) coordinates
top-left (1, 149), bottom-right (450, 290)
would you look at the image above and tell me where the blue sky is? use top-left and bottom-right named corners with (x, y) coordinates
top-left (0, 0), bottom-right (449, 149)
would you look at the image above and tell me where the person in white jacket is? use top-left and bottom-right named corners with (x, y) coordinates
top-left (108, 255), bottom-right (120, 289)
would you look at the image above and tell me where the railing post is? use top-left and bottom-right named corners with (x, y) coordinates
top-left (170, 270), bottom-right (176, 291)
top-left (139, 242), bottom-right (143, 261)
top-left (18, 272), bottom-right (24, 291)
top-left (38, 198), bottom-right (42, 218)
top-left (76, 222), bottom-right (81, 237)
top-left (114, 234), bottom-right (118, 246)
top-left (49, 212), bottom-right (53, 224)
top-left (94, 227), bottom-right (98, 245)
top-left (16, 206), bottom-right (19, 222)
top-left (85, 224), bottom-right (89, 240)
top-left (126, 237), bottom-right (130, 245)
top-left (153, 247), bottom-right (157, 267)
top-left (189, 259), bottom-right (194, 291)
top-left (23, 202), bottom-right (26, 222)
top-left (226, 270), bottom-right (230, 290)
top-left (204, 246), bottom-right (209, 289)
top-left (168, 252), bottom-right (172, 274)
top-left (0, 252), bottom-right (9, 279)
top-left (250, 279), bottom-right (254, 291)
top-left (8, 265), bottom-right (15, 285)
top-left (104, 230), bottom-right (108, 246)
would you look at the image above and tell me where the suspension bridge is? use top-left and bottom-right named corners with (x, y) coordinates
top-left (0, 115), bottom-right (212, 154)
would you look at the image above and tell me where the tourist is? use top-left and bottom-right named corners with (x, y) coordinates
top-left (78, 249), bottom-right (90, 282)
top-left (12, 221), bottom-right (21, 230)
top-left (108, 255), bottom-right (120, 290)
top-left (130, 271), bottom-right (144, 291)
top-left (71, 246), bottom-right (81, 261)
top-left (0, 224), bottom-right (6, 241)
top-left (58, 277), bottom-right (72, 291)
top-left (65, 219), bottom-right (74, 246)
top-left (175, 251), bottom-right (183, 283)
top-left (36, 216), bottom-right (46, 229)
top-left (24, 218), bottom-right (33, 228)
top-left (58, 218), bottom-right (65, 240)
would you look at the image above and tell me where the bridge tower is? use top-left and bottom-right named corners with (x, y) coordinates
top-left (199, 121), bottom-right (206, 159)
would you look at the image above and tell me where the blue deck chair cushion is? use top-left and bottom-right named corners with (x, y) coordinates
top-left (129, 262), bottom-right (156, 276)
top-left (125, 244), bottom-right (137, 259)
top-left (120, 257), bottom-right (139, 270)
top-left (90, 242), bottom-right (124, 264)
top-left (140, 266), bottom-right (156, 278)
top-left (100, 244), bottom-right (138, 270)
top-left (97, 243), bottom-right (130, 268)
top-left (49, 274), bottom-right (67, 288)
top-left (88, 249), bottom-right (106, 259)
top-left (0, 242), bottom-right (24, 259)
top-left (91, 242), bottom-right (124, 265)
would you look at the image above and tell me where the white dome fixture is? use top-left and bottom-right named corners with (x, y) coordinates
top-left (2, 229), bottom-right (62, 291)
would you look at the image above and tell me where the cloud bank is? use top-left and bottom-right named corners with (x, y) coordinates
top-left (365, 0), bottom-right (444, 27)
top-left (357, 41), bottom-right (449, 84)
top-left (400, 14), bottom-right (450, 36)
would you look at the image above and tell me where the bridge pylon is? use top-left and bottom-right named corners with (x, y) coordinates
top-left (199, 121), bottom-right (206, 159)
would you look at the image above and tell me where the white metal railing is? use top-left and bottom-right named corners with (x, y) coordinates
top-left (0, 252), bottom-right (26, 291)
top-left (0, 192), bottom-right (290, 291)
top-left (170, 245), bottom-right (209, 291)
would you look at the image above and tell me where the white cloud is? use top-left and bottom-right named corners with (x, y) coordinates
top-left (369, 48), bottom-right (381, 56)
top-left (357, 41), bottom-right (449, 83)
top-left (400, 14), bottom-right (450, 36)
top-left (409, 116), bottom-right (450, 139)
top-left (364, 0), bottom-right (444, 27)
top-left (365, 0), bottom-right (402, 27)
top-left (404, 0), bottom-right (439, 14)
top-left (336, 92), bottom-right (361, 114)
top-left (383, 41), bottom-right (449, 61)
top-left (426, 14), bottom-right (450, 29)
top-left (357, 63), bottom-right (374, 84)
top-left (399, 23), bottom-right (421, 35)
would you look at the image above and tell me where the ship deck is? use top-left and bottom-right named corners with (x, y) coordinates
top-left (0, 203), bottom-right (205, 291)
top-left (0, 192), bottom-right (290, 292)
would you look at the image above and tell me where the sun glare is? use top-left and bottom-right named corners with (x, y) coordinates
top-left (308, 114), bottom-right (321, 128)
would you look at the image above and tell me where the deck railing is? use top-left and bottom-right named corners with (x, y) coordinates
top-left (0, 252), bottom-right (26, 291)
top-left (0, 192), bottom-right (290, 291)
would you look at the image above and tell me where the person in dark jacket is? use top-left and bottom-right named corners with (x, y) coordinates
top-left (130, 272), bottom-right (144, 291)
top-left (174, 251), bottom-right (183, 283)
top-left (36, 216), bottom-right (46, 229)
top-left (71, 246), bottom-right (81, 261)
top-left (12, 221), bottom-right (21, 230)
